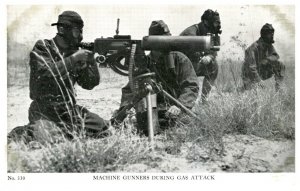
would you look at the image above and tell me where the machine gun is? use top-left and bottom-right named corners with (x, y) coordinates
top-left (79, 19), bottom-right (220, 142)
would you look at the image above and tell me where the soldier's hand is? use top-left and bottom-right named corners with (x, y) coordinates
top-left (71, 49), bottom-right (92, 63)
top-left (166, 105), bottom-right (181, 118)
top-left (200, 55), bottom-right (212, 65)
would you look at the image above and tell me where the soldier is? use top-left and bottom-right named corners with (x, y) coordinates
top-left (8, 11), bottom-right (109, 143)
top-left (118, 20), bottom-right (199, 134)
top-left (180, 9), bottom-right (221, 103)
top-left (242, 23), bottom-right (285, 91)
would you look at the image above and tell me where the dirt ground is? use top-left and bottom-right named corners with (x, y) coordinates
top-left (7, 69), bottom-right (295, 172)
top-left (120, 134), bottom-right (294, 172)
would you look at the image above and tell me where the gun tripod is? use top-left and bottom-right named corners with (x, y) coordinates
top-left (111, 72), bottom-right (200, 143)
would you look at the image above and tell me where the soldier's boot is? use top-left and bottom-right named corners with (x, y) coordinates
top-left (273, 61), bottom-right (285, 91)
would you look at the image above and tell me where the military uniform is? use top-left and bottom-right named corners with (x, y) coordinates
top-left (180, 22), bottom-right (219, 102)
top-left (242, 24), bottom-right (285, 90)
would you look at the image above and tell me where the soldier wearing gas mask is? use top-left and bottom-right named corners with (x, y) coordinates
top-left (8, 11), bottom-right (109, 143)
top-left (180, 9), bottom-right (221, 103)
top-left (242, 23), bottom-right (285, 91)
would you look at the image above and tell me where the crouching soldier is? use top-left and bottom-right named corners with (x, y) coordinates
top-left (242, 23), bottom-right (285, 91)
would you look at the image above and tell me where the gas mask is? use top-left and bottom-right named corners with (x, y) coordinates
top-left (262, 32), bottom-right (274, 44)
top-left (210, 20), bottom-right (222, 35)
top-left (201, 9), bottom-right (222, 35)
top-left (62, 26), bottom-right (83, 48)
top-left (209, 13), bottom-right (222, 35)
top-left (260, 24), bottom-right (275, 44)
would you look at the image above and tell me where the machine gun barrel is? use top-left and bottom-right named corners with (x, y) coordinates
top-left (141, 35), bottom-right (220, 51)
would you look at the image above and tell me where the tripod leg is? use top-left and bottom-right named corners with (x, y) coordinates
top-left (146, 91), bottom-right (154, 143)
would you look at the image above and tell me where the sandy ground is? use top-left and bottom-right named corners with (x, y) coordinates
top-left (7, 69), bottom-right (295, 172)
top-left (118, 134), bottom-right (294, 172)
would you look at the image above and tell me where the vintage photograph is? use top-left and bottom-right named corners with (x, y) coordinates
top-left (6, 4), bottom-right (295, 173)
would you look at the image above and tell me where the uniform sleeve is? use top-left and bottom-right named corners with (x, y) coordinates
top-left (30, 40), bottom-right (74, 80)
top-left (176, 53), bottom-right (199, 109)
top-left (76, 60), bottom-right (100, 90)
top-left (245, 46), bottom-right (261, 83)
top-left (267, 45), bottom-right (280, 62)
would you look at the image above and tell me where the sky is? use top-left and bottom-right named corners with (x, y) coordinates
top-left (7, 4), bottom-right (295, 63)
